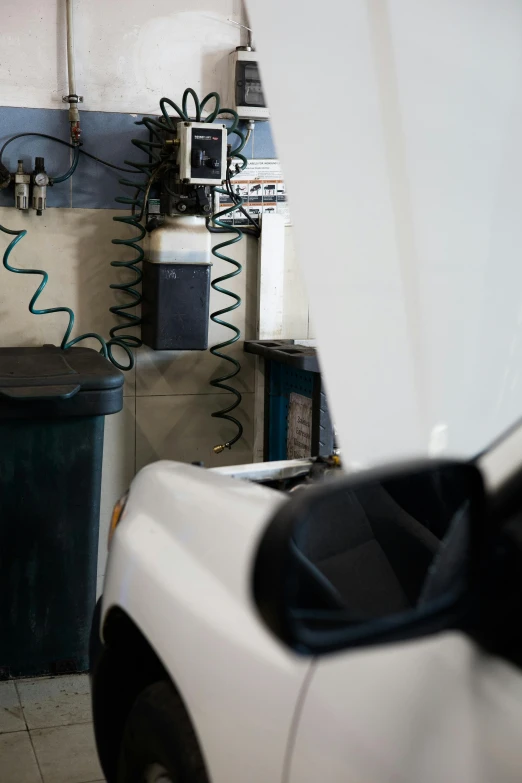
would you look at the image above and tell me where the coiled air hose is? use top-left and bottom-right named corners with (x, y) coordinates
top-left (0, 134), bottom-right (142, 365)
top-left (209, 134), bottom-right (248, 453)
top-left (0, 89), bottom-right (251, 451)
top-left (109, 88), bottom-right (250, 449)
top-left (0, 223), bottom-right (109, 356)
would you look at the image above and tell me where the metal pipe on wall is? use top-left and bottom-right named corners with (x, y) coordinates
top-left (63, 0), bottom-right (82, 144)
top-left (66, 0), bottom-right (77, 97)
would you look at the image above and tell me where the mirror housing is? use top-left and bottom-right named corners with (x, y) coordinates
top-left (253, 460), bottom-right (486, 656)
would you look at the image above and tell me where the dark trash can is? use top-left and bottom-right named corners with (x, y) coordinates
top-left (0, 346), bottom-right (123, 678)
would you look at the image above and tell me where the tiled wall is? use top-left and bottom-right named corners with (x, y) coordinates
top-left (0, 106), bottom-right (311, 587)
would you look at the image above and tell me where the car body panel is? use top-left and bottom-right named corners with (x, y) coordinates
top-left (289, 632), bottom-right (522, 783)
top-left (101, 461), bottom-right (311, 783)
top-left (248, 0), bottom-right (522, 466)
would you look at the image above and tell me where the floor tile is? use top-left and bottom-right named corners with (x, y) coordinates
top-left (0, 730), bottom-right (42, 782)
top-left (0, 680), bottom-right (25, 733)
top-left (30, 723), bottom-right (103, 783)
top-left (17, 674), bottom-right (91, 730)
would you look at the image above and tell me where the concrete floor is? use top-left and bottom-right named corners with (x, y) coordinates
top-left (0, 674), bottom-right (104, 783)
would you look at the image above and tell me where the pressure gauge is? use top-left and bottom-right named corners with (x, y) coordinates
top-left (31, 158), bottom-right (49, 216)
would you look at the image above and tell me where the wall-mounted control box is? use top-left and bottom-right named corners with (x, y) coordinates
top-left (230, 48), bottom-right (270, 121)
top-left (178, 122), bottom-right (227, 185)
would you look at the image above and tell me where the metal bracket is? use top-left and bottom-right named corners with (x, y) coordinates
top-left (62, 94), bottom-right (83, 104)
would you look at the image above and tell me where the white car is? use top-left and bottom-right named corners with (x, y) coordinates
top-left (91, 437), bottom-right (522, 783)
top-left (91, 4), bottom-right (522, 781)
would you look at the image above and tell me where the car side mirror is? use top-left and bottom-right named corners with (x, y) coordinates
top-left (253, 460), bottom-right (486, 655)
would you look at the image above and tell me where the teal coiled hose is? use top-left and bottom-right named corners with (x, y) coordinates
top-left (106, 94), bottom-right (220, 370)
top-left (209, 123), bottom-right (248, 453)
top-left (0, 224), bottom-right (109, 356)
top-left (0, 88), bottom-right (251, 450)
top-left (111, 87), bottom-right (250, 450)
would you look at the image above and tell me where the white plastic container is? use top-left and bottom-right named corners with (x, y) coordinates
top-left (147, 216), bottom-right (211, 265)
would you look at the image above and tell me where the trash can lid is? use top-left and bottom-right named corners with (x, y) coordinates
top-left (0, 346), bottom-right (124, 418)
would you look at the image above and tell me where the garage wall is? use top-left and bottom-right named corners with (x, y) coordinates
top-left (1, 0), bottom-right (243, 114)
top-left (0, 0), bottom-right (310, 589)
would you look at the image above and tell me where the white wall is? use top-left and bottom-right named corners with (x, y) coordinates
top-left (0, 0), bottom-right (245, 113)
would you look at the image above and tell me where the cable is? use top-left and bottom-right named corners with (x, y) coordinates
top-left (0, 133), bottom-right (138, 176)
top-left (206, 217), bottom-right (259, 239)
top-left (80, 148), bottom-right (138, 173)
top-left (225, 168), bottom-right (261, 235)
top-left (52, 146), bottom-right (80, 184)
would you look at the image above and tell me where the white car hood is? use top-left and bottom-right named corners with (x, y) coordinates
top-left (248, 0), bottom-right (522, 467)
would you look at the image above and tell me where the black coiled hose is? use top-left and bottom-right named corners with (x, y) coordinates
top-left (110, 88), bottom-right (250, 450)
top-left (107, 92), bottom-right (227, 371)
top-left (107, 114), bottom-right (169, 370)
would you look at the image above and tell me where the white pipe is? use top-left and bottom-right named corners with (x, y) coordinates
top-left (65, 0), bottom-right (76, 96)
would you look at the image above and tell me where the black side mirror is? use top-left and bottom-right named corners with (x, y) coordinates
top-left (253, 460), bottom-right (487, 655)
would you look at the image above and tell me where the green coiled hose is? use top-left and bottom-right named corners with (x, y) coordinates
top-left (106, 96), bottom-right (222, 371)
top-left (0, 223), bottom-right (109, 355)
top-left (0, 88), bottom-right (251, 451)
top-left (209, 127), bottom-right (248, 453)
top-left (111, 87), bottom-right (250, 450)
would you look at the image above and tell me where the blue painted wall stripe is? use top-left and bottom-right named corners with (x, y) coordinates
top-left (0, 106), bottom-right (277, 210)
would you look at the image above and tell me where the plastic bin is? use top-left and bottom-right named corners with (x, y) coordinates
top-left (0, 346), bottom-right (124, 678)
top-left (244, 340), bottom-right (334, 461)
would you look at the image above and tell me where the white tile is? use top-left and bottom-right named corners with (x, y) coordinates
top-left (30, 723), bottom-right (103, 783)
top-left (136, 341), bottom-right (256, 398)
top-left (17, 675), bottom-right (91, 730)
top-left (98, 397), bottom-right (136, 580)
top-left (0, 680), bottom-right (25, 733)
top-left (136, 233), bottom-right (258, 397)
top-left (136, 392), bottom-right (254, 471)
top-left (0, 731), bottom-right (42, 782)
top-left (0, 208), bottom-right (136, 394)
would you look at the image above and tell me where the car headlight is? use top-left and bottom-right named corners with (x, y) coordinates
top-left (108, 491), bottom-right (128, 547)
